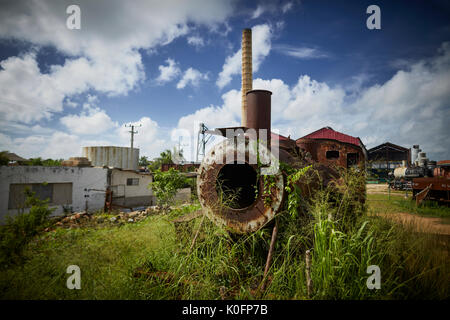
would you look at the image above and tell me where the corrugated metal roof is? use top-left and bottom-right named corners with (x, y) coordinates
top-left (367, 142), bottom-right (409, 153)
top-left (298, 127), bottom-right (361, 147)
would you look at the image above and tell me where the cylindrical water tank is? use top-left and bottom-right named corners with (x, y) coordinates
top-left (82, 146), bottom-right (139, 169)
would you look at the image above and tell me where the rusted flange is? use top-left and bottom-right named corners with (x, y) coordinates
top-left (197, 137), bottom-right (284, 234)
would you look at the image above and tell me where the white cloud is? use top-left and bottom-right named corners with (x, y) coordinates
top-left (60, 108), bottom-right (118, 135)
top-left (156, 58), bottom-right (181, 83)
top-left (273, 44), bottom-right (328, 59)
top-left (60, 94), bottom-right (118, 135)
top-left (216, 24), bottom-right (273, 89)
top-left (2, 131), bottom-right (82, 159)
top-left (0, 53), bottom-right (65, 123)
top-left (187, 35), bottom-right (205, 47)
top-left (174, 90), bottom-right (240, 161)
top-left (251, 5), bottom-right (266, 19)
top-left (176, 67), bottom-right (208, 89)
top-left (117, 117), bottom-right (168, 159)
top-left (0, 0), bottom-right (235, 123)
top-left (281, 2), bottom-right (294, 13)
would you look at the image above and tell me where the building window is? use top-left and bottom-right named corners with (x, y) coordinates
top-left (326, 150), bottom-right (339, 159)
top-left (127, 178), bottom-right (139, 186)
top-left (8, 183), bottom-right (72, 209)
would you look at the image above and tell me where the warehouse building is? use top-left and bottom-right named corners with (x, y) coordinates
top-left (368, 142), bottom-right (411, 169)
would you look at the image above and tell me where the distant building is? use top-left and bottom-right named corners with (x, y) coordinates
top-left (296, 127), bottom-right (367, 168)
top-left (368, 142), bottom-right (411, 169)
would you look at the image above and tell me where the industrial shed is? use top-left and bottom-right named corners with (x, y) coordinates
top-left (368, 142), bottom-right (411, 169)
top-left (296, 127), bottom-right (367, 168)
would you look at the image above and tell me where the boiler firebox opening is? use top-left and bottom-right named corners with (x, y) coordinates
top-left (216, 163), bottom-right (258, 209)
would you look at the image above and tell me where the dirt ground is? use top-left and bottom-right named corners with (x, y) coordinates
top-left (367, 184), bottom-right (450, 236)
top-left (366, 184), bottom-right (389, 194)
top-left (366, 183), bottom-right (409, 196)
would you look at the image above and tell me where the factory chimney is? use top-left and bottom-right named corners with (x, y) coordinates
top-left (241, 28), bottom-right (252, 127)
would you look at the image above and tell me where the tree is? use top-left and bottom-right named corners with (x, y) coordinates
top-left (42, 158), bottom-right (63, 166)
top-left (148, 168), bottom-right (189, 209)
top-left (0, 151), bottom-right (9, 166)
top-left (158, 149), bottom-right (173, 164)
top-left (139, 156), bottom-right (150, 167)
top-left (148, 149), bottom-right (174, 172)
top-left (26, 158), bottom-right (62, 166)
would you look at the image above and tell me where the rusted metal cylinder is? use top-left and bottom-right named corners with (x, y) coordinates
top-left (245, 90), bottom-right (271, 138)
top-left (197, 138), bottom-right (285, 234)
top-left (241, 28), bottom-right (252, 127)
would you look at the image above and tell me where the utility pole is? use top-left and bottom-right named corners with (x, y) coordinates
top-left (125, 123), bottom-right (141, 170)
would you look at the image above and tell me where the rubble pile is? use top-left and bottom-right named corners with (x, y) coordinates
top-left (50, 206), bottom-right (162, 229)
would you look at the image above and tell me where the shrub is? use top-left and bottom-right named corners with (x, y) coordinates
top-left (148, 168), bottom-right (189, 209)
top-left (0, 188), bottom-right (54, 267)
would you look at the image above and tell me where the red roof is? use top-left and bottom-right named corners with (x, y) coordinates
top-left (271, 132), bottom-right (290, 141)
top-left (298, 127), bottom-right (361, 147)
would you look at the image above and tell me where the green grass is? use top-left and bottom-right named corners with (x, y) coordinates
top-left (367, 193), bottom-right (450, 220)
top-left (1, 191), bottom-right (449, 300)
top-left (0, 215), bottom-right (175, 299)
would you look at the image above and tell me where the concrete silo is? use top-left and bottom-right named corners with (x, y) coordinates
top-left (82, 146), bottom-right (139, 170)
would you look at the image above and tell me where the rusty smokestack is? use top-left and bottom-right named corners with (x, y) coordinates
top-left (246, 89), bottom-right (272, 140)
top-left (241, 28), bottom-right (252, 127)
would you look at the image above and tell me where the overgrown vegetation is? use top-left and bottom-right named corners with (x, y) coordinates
top-left (0, 189), bottom-right (54, 268)
top-left (148, 168), bottom-right (190, 209)
top-left (1, 166), bottom-right (448, 300)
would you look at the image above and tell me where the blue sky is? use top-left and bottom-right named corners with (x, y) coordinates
top-left (0, 0), bottom-right (449, 161)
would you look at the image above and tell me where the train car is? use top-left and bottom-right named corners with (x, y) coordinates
top-left (412, 160), bottom-right (450, 205)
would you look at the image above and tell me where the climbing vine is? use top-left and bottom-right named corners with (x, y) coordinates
top-left (284, 164), bottom-right (312, 218)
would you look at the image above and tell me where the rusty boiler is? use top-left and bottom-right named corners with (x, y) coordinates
top-left (196, 29), bottom-right (339, 234)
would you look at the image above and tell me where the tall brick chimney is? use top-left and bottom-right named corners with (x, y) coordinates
top-left (241, 28), bottom-right (252, 127)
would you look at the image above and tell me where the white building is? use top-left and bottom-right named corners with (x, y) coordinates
top-left (0, 166), bottom-right (108, 222)
top-left (0, 166), bottom-right (191, 223)
top-left (109, 168), bottom-right (155, 208)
